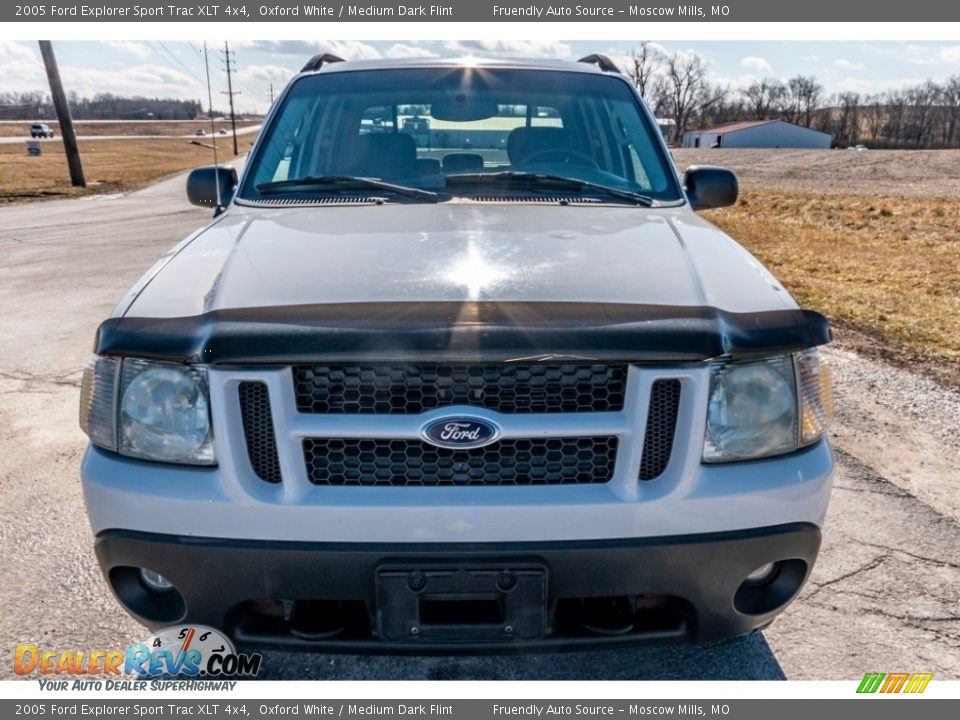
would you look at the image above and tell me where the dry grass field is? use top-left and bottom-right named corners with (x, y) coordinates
top-left (674, 149), bottom-right (960, 386)
top-left (0, 119), bottom-right (260, 138)
top-left (0, 136), bottom-right (256, 201)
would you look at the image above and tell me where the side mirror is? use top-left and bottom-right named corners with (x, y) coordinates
top-left (186, 165), bottom-right (238, 211)
top-left (683, 165), bottom-right (738, 210)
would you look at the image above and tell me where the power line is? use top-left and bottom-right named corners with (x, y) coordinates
top-left (148, 40), bottom-right (205, 88)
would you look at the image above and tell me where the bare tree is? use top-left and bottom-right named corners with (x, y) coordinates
top-left (786, 76), bottom-right (822, 128)
top-left (743, 78), bottom-right (786, 120)
top-left (626, 42), bottom-right (664, 103)
top-left (863, 94), bottom-right (886, 145)
top-left (941, 75), bottom-right (960, 147)
top-left (661, 51), bottom-right (714, 143)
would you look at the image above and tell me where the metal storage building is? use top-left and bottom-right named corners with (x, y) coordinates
top-left (682, 119), bottom-right (832, 149)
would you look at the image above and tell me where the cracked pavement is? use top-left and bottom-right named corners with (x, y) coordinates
top-left (1, 171), bottom-right (958, 680)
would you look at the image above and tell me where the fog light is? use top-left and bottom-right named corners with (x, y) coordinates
top-left (744, 562), bottom-right (779, 587)
top-left (140, 568), bottom-right (174, 592)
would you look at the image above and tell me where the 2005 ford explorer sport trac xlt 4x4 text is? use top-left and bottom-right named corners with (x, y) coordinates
top-left (79, 54), bottom-right (834, 652)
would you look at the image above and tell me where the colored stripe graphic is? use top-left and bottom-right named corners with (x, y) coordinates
top-left (857, 672), bottom-right (932, 694)
top-left (882, 673), bottom-right (909, 692)
top-left (857, 673), bottom-right (885, 693)
top-left (904, 673), bottom-right (934, 693)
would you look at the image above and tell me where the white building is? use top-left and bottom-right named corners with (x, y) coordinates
top-left (682, 119), bottom-right (832, 149)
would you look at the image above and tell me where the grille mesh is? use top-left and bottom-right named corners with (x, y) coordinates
top-left (639, 379), bottom-right (681, 481)
top-left (303, 437), bottom-right (618, 487)
top-left (238, 381), bottom-right (282, 483)
top-left (293, 364), bottom-right (627, 415)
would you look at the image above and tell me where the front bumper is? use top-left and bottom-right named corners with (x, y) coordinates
top-left (95, 522), bottom-right (820, 652)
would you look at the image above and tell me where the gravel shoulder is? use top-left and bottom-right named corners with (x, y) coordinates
top-left (0, 168), bottom-right (958, 680)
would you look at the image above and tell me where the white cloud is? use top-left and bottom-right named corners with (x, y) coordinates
top-left (442, 40), bottom-right (571, 59)
top-left (802, 55), bottom-right (820, 63)
top-left (235, 64), bottom-right (296, 86)
top-left (0, 40), bottom-right (35, 61)
top-left (830, 75), bottom-right (931, 95)
top-left (101, 41), bottom-right (152, 60)
top-left (385, 43), bottom-right (438, 59)
top-left (232, 40), bottom-right (382, 61)
top-left (59, 64), bottom-right (205, 101)
top-left (740, 56), bottom-right (772, 74)
top-left (833, 58), bottom-right (864, 71)
top-left (905, 44), bottom-right (960, 66)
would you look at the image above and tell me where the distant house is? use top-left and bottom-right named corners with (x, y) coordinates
top-left (682, 119), bottom-right (832, 149)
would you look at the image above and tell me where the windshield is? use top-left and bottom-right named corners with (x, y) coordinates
top-left (239, 67), bottom-right (682, 203)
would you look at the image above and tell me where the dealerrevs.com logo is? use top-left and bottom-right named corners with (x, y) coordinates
top-left (14, 625), bottom-right (261, 684)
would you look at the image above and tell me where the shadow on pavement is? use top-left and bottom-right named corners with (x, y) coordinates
top-left (255, 633), bottom-right (785, 680)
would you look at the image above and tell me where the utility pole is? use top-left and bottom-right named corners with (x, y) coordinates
top-left (268, 83), bottom-right (275, 105)
top-left (38, 40), bottom-right (85, 187)
top-left (221, 41), bottom-right (240, 156)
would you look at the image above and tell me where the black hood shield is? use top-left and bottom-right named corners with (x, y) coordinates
top-left (95, 302), bottom-right (830, 365)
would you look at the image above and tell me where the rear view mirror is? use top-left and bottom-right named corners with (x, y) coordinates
top-left (430, 95), bottom-right (499, 122)
top-left (186, 165), bottom-right (238, 212)
top-left (683, 165), bottom-right (738, 210)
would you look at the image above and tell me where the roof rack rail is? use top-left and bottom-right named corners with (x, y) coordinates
top-left (577, 54), bottom-right (620, 73)
top-left (301, 53), bottom-right (346, 73)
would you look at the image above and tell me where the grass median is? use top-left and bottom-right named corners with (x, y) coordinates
top-left (704, 190), bottom-right (960, 386)
top-left (0, 136), bottom-right (256, 202)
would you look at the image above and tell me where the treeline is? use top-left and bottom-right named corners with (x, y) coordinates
top-left (0, 91), bottom-right (204, 120)
top-left (626, 42), bottom-right (960, 148)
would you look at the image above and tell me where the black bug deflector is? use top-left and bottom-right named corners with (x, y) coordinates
top-left (93, 302), bottom-right (830, 365)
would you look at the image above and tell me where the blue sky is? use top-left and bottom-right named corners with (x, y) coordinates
top-left (1, 40), bottom-right (958, 114)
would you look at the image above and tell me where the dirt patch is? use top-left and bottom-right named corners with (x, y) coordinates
top-left (0, 136), bottom-right (256, 201)
top-left (672, 148), bottom-right (960, 198)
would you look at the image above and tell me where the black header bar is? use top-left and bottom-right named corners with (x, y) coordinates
top-left (6, 1), bottom-right (959, 23)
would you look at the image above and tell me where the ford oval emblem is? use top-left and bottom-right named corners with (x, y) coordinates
top-left (421, 416), bottom-right (500, 449)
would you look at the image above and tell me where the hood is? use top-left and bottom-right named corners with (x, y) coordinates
top-left (122, 202), bottom-right (795, 319)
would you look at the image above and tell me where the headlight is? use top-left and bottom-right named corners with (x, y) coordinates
top-left (703, 350), bottom-right (832, 463)
top-left (79, 356), bottom-right (215, 465)
top-left (119, 359), bottom-right (214, 465)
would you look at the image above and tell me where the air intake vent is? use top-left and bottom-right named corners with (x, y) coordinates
top-left (238, 381), bottom-right (282, 483)
top-left (247, 196), bottom-right (384, 207)
top-left (639, 380), bottom-right (681, 481)
top-left (466, 196), bottom-right (602, 204)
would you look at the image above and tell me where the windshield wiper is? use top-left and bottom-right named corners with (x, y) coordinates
top-left (445, 171), bottom-right (655, 207)
top-left (256, 175), bottom-right (439, 202)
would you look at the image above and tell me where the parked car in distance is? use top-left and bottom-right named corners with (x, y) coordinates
top-left (195, 128), bottom-right (206, 136)
top-left (80, 54), bottom-right (835, 653)
top-left (218, 128), bottom-right (228, 135)
top-left (30, 123), bottom-right (54, 138)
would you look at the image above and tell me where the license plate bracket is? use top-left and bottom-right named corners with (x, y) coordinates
top-left (375, 564), bottom-right (547, 642)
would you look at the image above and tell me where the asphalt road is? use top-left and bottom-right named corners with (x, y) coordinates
top-left (1, 172), bottom-right (958, 680)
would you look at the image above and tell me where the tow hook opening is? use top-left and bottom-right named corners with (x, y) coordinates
top-left (557, 595), bottom-right (690, 639)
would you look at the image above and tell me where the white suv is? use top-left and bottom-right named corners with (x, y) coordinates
top-left (79, 54), bottom-right (833, 651)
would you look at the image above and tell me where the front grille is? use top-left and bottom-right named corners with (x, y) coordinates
top-left (639, 380), bottom-right (681, 481)
top-left (293, 363), bottom-right (627, 415)
top-left (303, 437), bottom-right (618, 487)
top-left (238, 381), bottom-right (282, 483)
